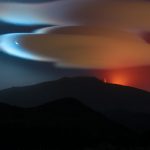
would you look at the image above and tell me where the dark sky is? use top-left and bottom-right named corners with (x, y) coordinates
top-left (0, 21), bottom-right (49, 34)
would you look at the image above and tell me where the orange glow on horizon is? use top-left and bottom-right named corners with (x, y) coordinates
top-left (109, 73), bottom-right (129, 86)
top-left (92, 66), bottom-right (150, 92)
top-left (94, 69), bottom-right (132, 87)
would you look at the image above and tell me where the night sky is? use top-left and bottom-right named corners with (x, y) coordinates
top-left (0, 0), bottom-right (150, 91)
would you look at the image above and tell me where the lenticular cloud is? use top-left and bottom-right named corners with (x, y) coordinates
top-left (1, 0), bottom-right (150, 69)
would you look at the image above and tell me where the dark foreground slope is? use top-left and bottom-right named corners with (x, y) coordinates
top-left (1, 77), bottom-right (150, 131)
top-left (0, 98), bottom-right (135, 150)
top-left (0, 77), bottom-right (150, 149)
top-left (0, 77), bottom-right (150, 112)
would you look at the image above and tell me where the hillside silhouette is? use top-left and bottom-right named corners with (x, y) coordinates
top-left (1, 77), bottom-right (150, 110)
top-left (0, 77), bottom-right (150, 149)
top-left (0, 98), bottom-right (135, 149)
top-left (1, 77), bottom-right (150, 130)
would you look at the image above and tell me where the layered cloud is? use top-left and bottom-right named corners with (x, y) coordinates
top-left (0, 0), bottom-right (85, 25)
top-left (0, 0), bottom-right (150, 28)
top-left (1, 0), bottom-right (150, 69)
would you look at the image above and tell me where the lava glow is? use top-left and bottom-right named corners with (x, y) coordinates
top-left (93, 66), bottom-right (150, 92)
top-left (94, 70), bottom-right (131, 87)
top-left (109, 73), bottom-right (129, 86)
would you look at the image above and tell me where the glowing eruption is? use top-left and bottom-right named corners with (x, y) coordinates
top-left (110, 73), bottom-right (129, 86)
top-left (94, 70), bottom-right (131, 86)
top-left (93, 66), bottom-right (150, 92)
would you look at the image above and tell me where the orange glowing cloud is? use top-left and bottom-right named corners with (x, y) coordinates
top-left (3, 26), bottom-right (150, 69)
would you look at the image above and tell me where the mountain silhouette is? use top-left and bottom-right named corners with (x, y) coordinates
top-left (0, 98), bottom-right (135, 149)
top-left (1, 76), bottom-right (150, 132)
top-left (1, 76), bottom-right (150, 112)
top-left (0, 77), bottom-right (150, 149)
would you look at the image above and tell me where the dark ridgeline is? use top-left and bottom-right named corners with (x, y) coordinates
top-left (0, 77), bottom-right (150, 149)
top-left (1, 76), bottom-right (150, 131)
top-left (1, 77), bottom-right (150, 111)
top-left (0, 98), bottom-right (134, 150)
